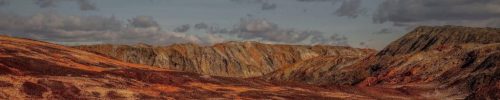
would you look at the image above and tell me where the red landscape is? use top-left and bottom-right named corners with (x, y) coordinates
top-left (0, 26), bottom-right (498, 99)
top-left (0, 0), bottom-right (499, 99)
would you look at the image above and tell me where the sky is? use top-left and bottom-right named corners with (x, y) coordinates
top-left (0, 0), bottom-right (499, 49)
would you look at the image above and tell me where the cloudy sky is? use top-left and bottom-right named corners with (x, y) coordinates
top-left (0, 0), bottom-right (499, 49)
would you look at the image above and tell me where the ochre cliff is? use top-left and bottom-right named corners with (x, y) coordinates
top-left (75, 41), bottom-right (374, 77)
top-left (264, 26), bottom-right (500, 99)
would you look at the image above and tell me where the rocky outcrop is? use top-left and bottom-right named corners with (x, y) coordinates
top-left (75, 41), bottom-right (374, 77)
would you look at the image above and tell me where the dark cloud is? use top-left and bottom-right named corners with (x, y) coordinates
top-left (77, 0), bottom-right (97, 11)
top-left (359, 42), bottom-right (365, 46)
top-left (229, 0), bottom-right (266, 4)
top-left (35, 0), bottom-right (56, 8)
top-left (296, 0), bottom-right (340, 2)
top-left (0, 0), bottom-right (8, 6)
top-left (174, 24), bottom-right (190, 33)
top-left (296, 0), bottom-right (342, 5)
top-left (334, 0), bottom-right (363, 18)
top-left (127, 16), bottom-right (160, 28)
top-left (295, 0), bottom-right (364, 18)
top-left (261, 2), bottom-right (276, 10)
top-left (0, 12), bottom-right (121, 42)
top-left (33, 0), bottom-right (97, 11)
top-left (373, 28), bottom-right (397, 34)
top-left (0, 12), bottom-right (216, 45)
top-left (374, 0), bottom-right (500, 27)
top-left (230, 18), bottom-right (306, 43)
top-left (199, 18), bottom-right (348, 46)
top-left (205, 26), bottom-right (230, 34)
top-left (194, 22), bottom-right (230, 34)
top-left (229, 0), bottom-right (276, 11)
top-left (311, 33), bottom-right (348, 45)
top-left (194, 23), bottom-right (209, 30)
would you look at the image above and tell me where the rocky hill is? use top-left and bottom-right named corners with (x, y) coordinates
top-left (359, 26), bottom-right (500, 99)
top-left (263, 26), bottom-right (500, 99)
top-left (0, 35), bottom-right (403, 99)
top-left (75, 41), bottom-right (374, 77)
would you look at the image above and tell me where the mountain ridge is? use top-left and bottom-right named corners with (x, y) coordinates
top-left (75, 41), bottom-right (375, 77)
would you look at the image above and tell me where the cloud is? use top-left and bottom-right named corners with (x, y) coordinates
top-left (229, 0), bottom-right (277, 11)
top-left (77, 0), bottom-right (97, 11)
top-left (311, 33), bottom-right (348, 45)
top-left (174, 24), bottom-right (190, 33)
top-left (374, 0), bottom-right (500, 28)
top-left (0, 12), bottom-right (121, 42)
top-left (295, 0), bottom-right (364, 18)
top-left (261, 2), bottom-right (276, 10)
top-left (0, 0), bottom-right (8, 6)
top-left (230, 18), bottom-right (307, 43)
top-left (373, 28), bottom-right (399, 34)
top-left (193, 22), bottom-right (230, 34)
top-left (296, 0), bottom-right (341, 2)
top-left (127, 16), bottom-right (160, 28)
top-left (229, 0), bottom-right (266, 4)
top-left (33, 0), bottom-right (97, 11)
top-left (194, 23), bottom-right (209, 30)
top-left (334, 0), bottom-right (363, 18)
top-left (0, 12), bottom-right (216, 45)
top-left (198, 18), bottom-right (348, 46)
top-left (198, 34), bottom-right (226, 45)
top-left (35, 0), bottom-right (56, 8)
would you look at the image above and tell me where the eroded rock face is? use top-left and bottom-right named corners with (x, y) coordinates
top-left (75, 41), bottom-right (374, 77)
